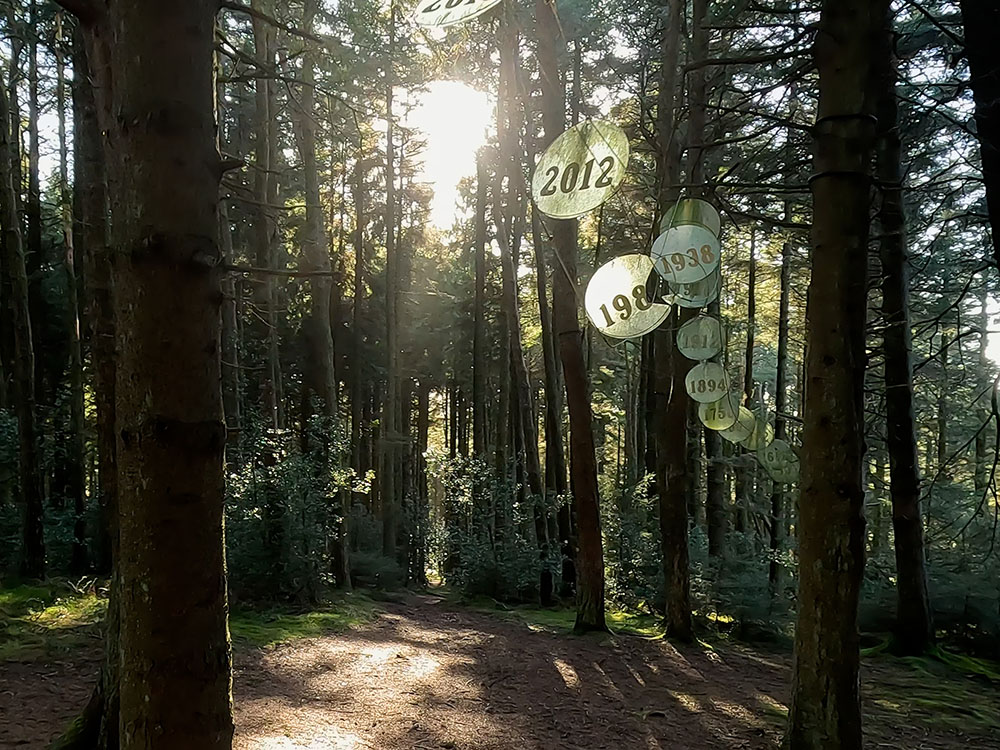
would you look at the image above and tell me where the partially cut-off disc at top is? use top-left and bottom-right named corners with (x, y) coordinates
top-left (677, 315), bottom-right (723, 361)
top-left (412, 0), bottom-right (504, 27)
top-left (584, 254), bottom-right (670, 340)
top-left (720, 406), bottom-right (756, 443)
top-left (670, 267), bottom-right (720, 309)
top-left (759, 438), bottom-right (800, 484)
top-left (698, 391), bottom-right (739, 431)
top-left (684, 361), bottom-right (730, 403)
top-left (531, 120), bottom-right (630, 219)
top-left (659, 198), bottom-right (722, 238)
top-left (651, 223), bottom-right (721, 285)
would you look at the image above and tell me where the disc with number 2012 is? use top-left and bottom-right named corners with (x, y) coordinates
top-left (412, 0), bottom-right (504, 28)
top-left (584, 254), bottom-right (670, 340)
top-left (532, 120), bottom-right (630, 219)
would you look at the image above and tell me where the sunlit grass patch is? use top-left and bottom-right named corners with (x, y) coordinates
top-left (229, 594), bottom-right (378, 648)
top-left (0, 582), bottom-right (106, 661)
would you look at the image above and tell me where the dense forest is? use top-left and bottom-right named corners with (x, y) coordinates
top-left (0, 0), bottom-right (998, 748)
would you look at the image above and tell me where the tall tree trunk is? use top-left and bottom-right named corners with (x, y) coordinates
top-left (652, 0), bottom-right (693, 643)
top-left (734, 229), bottom-right (757, 534)
top-left (976, 283), bottom-right (990, 494)
top-left (294, 0), bottom-right (349, 588)
top-left (535, 0), bottom-right (606, 632)
top-left (875, 9), bottom-right (933, 656)
top-left (381, 0), bottom-right (399, 557)
top-left (56, 11), bottom-right (88, 573)
top-left (496, 17), bottom-right (551, 604)
top-left (472, 154), bottom-right (488, 458)
top-left (959, 0), bottom-right (1000, 263)
top-left (351, 155), bottom-right (367, 513)
top-left (786, 0), bottom-right (883, 746)
top-left (0, 42), bottom-right (44, 580)
top-left (102, 0), bottom-right (234, 745)
top-left (251, 0), bottom-right (282, 429)
top-left (27, 0), bottom-right (44, 410)
top-left (768, 204), bottom-right (793, 593)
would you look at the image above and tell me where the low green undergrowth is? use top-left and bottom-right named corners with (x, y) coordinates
top-left (0, 581), bottom-right (105, 661)
top-left (1, 582), bottom-right (378, 660)
top-left (229, 594), bottom-right (378, 648)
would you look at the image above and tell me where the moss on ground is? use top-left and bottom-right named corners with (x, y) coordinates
top-left (0, 583), bottom-right (378, 659)
top-left (0, 582), bottom-right (106, 661)
top-left (229, 595), bottom-right (378, 648)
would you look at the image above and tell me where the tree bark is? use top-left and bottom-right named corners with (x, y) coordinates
top-left (652, 0), bottom-right (693, 643)
top-left (959, 0), bottom-right (1000, 263)
top-left (786, 0), bottom-right (884, 747)
top-left (108, 0), bottom-right (234, 745)
top-left (535, 0), bottom-right (606, 632)
top-left (381, 0), bottom-right (399, 557)
top-left (875, 7), bottom-right (934, 656)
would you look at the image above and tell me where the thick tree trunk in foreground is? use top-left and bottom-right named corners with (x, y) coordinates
top-left (0, 52), bottom-right (44, 580)
top-left (786, 0), bottom-right (883, 747)
top-left (108, 1), bottom-right (234, 746)
top-left (535, 0), bottom-right (606, 632)
top-left (960, 0), bottom-right (1000, 263)
top-left (875, 10), bottom-right (933, 656)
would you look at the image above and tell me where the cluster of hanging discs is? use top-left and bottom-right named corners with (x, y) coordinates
top-left (411, 0), bottom-right (799, 484)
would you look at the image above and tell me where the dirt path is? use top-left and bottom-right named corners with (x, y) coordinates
top-left (2, 594), bottom-right (996, 749)
top-left (234, 595), bottom-right (785, 750)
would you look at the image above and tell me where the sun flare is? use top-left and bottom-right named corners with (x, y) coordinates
top-left (406, 80), bottom-right (493, 229)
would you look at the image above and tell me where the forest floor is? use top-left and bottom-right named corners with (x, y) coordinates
top-left (1, 586), bottom-right (999, 749)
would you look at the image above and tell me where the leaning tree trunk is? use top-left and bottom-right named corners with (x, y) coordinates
top-left (786, 0), bottom-right (884, 747)
top-left (535, 0), bottom-right (606, 632)
top-left (875, 7), bottom-right (933, 656)
top-left (0, 45), bottom-right (44, 581)
top-left (107, 1), bottom-right (234, 746)
top-left (960, 0), bottom-right (1000, 263)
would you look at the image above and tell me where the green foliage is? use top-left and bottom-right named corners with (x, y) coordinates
top-left (0, 582), bottom-right (105, 661)
top-left (427, 453), bottom-right (555, 602)
top-left (230, 594), bottom-right (378, 648)
top-left (226, 412), bottom-right (352, 602)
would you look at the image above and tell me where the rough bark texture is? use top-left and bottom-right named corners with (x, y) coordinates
top-left (535, 0), bottom-right (606, 633)
top-left (109, 1), bottom-right (234, 746)
top-left (875, 8), bottom-right (934, 657)
top-left (786, 0), bottom-right (884, 747)
top-left (960, 0), bottom-right (1000, 263)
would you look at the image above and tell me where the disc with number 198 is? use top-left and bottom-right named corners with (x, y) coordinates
top-left (584, 254), bottom-right (670, 340)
